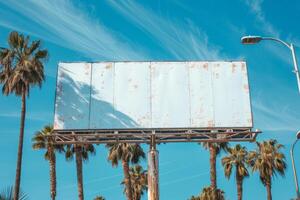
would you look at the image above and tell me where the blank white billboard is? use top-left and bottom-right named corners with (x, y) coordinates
top-left (54, 61), bottom-right (253, 130)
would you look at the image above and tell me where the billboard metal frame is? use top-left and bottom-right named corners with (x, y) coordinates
top-left (52, 61), bottom-right (260, 143)
top-left (50, 128), bottom-right (261, 145)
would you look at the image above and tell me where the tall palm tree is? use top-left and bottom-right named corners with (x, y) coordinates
top-left (221, 144), bottom-right (249, 200)
top-left (65, 144), bottom-right (96, 200)
top-left (201, 142), bottom-right (228, 193)
top-left (248, 140), bottom-right (286, 200)
top-left (0, 31), bottom-right (48, 200)
top-left (106, 143), bottom-right (145, 200)
top-left (122, 165), bottom-right (147, 200)
top-left (32, 125), bottom-right (64, 200)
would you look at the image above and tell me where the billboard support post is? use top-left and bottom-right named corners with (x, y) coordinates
top-left (148, 133), bottom-right (159, 200)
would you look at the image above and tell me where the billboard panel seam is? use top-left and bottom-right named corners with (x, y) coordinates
top-left (88, 63), bottom-right (93, 129)
top-left (210, 63), bottom-right (216, 127)
top-left (187, 63), bottom-right (192, 126)
top-left (150, 62), bottom-right (153, 128)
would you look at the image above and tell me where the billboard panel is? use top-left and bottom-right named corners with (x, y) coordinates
top-left (114, 62), bottom-right (151, 128)
top-left (54, 63), bottom-right (92, 129)
top-left (89, 62), bottom-right (114, 129)
top-left (54, 61), bottom-right (253, 130)
top-left (151, 62), bottom-right (190, 127)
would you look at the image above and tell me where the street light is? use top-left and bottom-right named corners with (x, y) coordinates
top-left (291, 131), bottom-right (300, 200)
top-left (241, 35), bottom-right (300, 94)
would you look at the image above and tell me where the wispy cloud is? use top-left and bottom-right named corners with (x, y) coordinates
top-left (252, 93), bottom-right (300, 132)
top-left (107, 1), bottom-right (223, 60)
top-left (0, 111), bottom-right (52, 122)
top-left (244, 0), bottom-right (279, 37)
top-left (0, 0), bottom-right (147, 60)
top-left (243, 0), bottom-right (294, 64)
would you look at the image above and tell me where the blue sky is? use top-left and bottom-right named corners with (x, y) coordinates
top-left (0, 0), bottom-right (300, 199)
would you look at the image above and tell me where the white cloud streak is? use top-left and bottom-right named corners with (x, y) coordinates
top-left (252, 93), bottom-right (300, 132)
top-left (0, 111), bottom-right (52, 122)
top-left (244, 0), bottom-right (279, 37)
top-left (243, 0), bottom-right (293, 64)
top-left (107, 0), bottom-right (223, 60)
top-left (0, 0), bottom-right (147, 60)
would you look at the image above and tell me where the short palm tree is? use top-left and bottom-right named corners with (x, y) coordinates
top-left (189, 186), bottom-right (225, 200)
top-left (0, 31), bottom-right (48, 199)
top-left (94, 196), bottom-right (105, 200)
top-left (106, 143), bottom-right (145, 200)
top-left (199, 186), bottom-right (225, 200)
top-left (201, 142), bottom-right (228, 193)
top-left (65, 144), bottom-right (96, 200)
top-left (189, 195), bottom-right (200, 200)
top-left (248, 140), bottom-right (286, 200)
top-left (222, 144), bottom-right (249, 200)
top-left (122, 165), bottom-right (147, 200)
top-left (32, 125), bottom-right (64, 200)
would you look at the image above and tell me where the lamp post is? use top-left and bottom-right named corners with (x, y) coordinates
top-left (241, 36), bottom-right (300, 94)
top-left (242, 36), bottom-right (300, 198)
top-left (291, 131), bottom-right (300, 200)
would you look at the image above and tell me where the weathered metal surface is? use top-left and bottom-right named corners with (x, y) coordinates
top-left (89, 62), bottom-right (114, 129)
top-left (189, 62), bottom-right (214, 127)
top-left (151, 62), bottom-right (190, 128)
top-left (54, 63), bottom-right (91, 129)
top-left (114, 62), bottom-right (151, 128)
top-left (54, 61), bottom-right (253, 130)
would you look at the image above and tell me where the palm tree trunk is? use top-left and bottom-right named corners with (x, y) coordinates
top-left (75, 146), bottom-right (84, 200)
top-left (236, 172), bottom-right (243, 200)
top-left (266, 179), bottom-right (272, 200)
top-left (122, 160), bottom-right (133, 200)
top-left (49, 148), bottom-right (56, 200)
top-left (14, 89), bottom-right (26, 200)
top-left (209, 144), bottom-right (217, 198)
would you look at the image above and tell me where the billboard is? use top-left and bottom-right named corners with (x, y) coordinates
top-left (54, 61), bottom-right (253, 130)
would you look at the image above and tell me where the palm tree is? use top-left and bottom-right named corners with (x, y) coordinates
top-left (106, 143), bottom-right (145, 200)
top-left (0, 186), bottom-right (27, 200)
top-left (0, 31), bottom-right (48, 199)
top-left (222, 144), bottom-right (249, 200)
top-left (32, 125), bottom-right (64, 200)
top-left (65, 144), bottom-right (96, 200)
top-left (248, 140), bottom-right (286, 200)
top-left (199, 186), bottom-right (225, 200)
top-left (201, 142), bottom-right (228, 194)
top-left (188, 186), bottom-right (225, 200)
top-left (94, 196), bottom-right (105, 200)
top-left (122, 165), bottom-right (147, 200)
top-left (189, 195), bottom-right (200, 200)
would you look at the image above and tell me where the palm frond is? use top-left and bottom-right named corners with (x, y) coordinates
top-left (0, 186), bottom-right (28, 200)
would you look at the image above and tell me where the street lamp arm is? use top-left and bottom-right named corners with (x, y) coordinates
top-left (261, 36), bottom-right (300, 93)
top-left (261, 37), bottom-right (292, 49)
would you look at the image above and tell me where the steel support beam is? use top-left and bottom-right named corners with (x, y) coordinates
top-left (148, 133), bottom-right (159, 200)
top-left (49, 128), bottom-right (261, 145)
